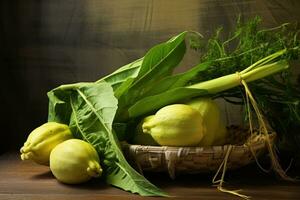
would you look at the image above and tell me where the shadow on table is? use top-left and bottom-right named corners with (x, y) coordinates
top-left (30, 170), bottom-right (54, 180)
top-left (143, 162), bottom-right (300, 189)
top-left (30, 170), bottom-right (111, 191)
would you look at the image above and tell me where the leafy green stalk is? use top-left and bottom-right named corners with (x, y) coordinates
top-left (127, 59), bottom-right (289, 118)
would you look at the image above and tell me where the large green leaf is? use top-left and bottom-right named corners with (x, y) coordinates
top-left (115, 32), bottom-right (190, 121)
top-left (144, 61), bottom-right (212, 97)
top-left (105, 130), bottom-right (168, 196)
top-left (100, 58), bottom-right (142, 87)
top-left (48, 86), bottom-right (73, 124)
top-left (99, 58), bottom-right (143, 98)
top-left (124, 32), bottom-right (188, 101)
top-left (128, 87), bottom-right (208, 118)
top-left (47, 81), bottom-right (167, 197)
top-left (136, 32), bottom-right (188, 80)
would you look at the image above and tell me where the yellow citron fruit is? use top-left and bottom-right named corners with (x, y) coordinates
top-left (20, 122), bottom-right (73, 165)
top-left (133, 115), bottom-right (158, 145)
top-left (143, 104), bottom-right (204, 146)
top-left (187, 98), bottom-right (227, 146)
top-left (50, 139), bottom-right (102, 184)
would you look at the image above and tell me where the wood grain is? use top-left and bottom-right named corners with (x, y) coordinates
top-left (1, 152), bottom-right (300, 200)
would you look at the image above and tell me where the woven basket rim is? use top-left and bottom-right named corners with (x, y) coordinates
top-left (122, 132), bottom-right (276, 151)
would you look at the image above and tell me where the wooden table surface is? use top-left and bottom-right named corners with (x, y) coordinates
top-left (1, 152), bottom-right (300, 200)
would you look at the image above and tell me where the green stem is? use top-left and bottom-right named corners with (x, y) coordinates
top-left (241, 60), bottom-right (289, 82)
top-left (188, 73), bottom-right (238, 94)
top-left (241, 49), bottom-right (286, 74)
top-left (188, 60), bottom-right (288, 95)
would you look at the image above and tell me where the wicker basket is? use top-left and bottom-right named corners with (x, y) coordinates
top-left (122, 126), bottom-right (276, 179)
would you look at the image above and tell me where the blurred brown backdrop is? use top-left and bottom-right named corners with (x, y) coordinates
top-left (1, 0), bottom-right (300, 153)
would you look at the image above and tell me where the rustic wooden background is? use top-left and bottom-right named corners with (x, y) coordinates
top-left (1, 0), bottom-right (300, 153)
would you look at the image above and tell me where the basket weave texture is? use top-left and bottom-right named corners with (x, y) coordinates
top-left (122, 126), bottom-right (276, 179)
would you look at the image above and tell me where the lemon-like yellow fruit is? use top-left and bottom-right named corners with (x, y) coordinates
top-left (143, 104), bottom-right (204, 146)
top-left (187, 98), bottom-right (227, 146)
top-left (50, 139), bottom-right (102, 184)
top-left (133, 115), bottom-right (158, 145)
top-left (20, 122), bottom-right (73, 165)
